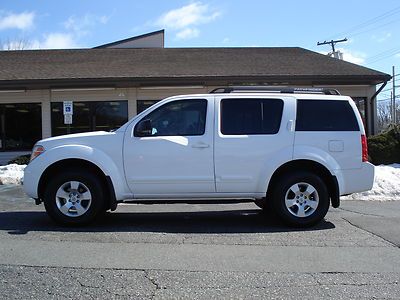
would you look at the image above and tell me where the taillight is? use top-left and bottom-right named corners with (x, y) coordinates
top-left (361, 135), bottom-right (368, 162)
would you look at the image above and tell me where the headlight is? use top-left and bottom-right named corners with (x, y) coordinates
top-left (30, 145), bottom-right (45, 162)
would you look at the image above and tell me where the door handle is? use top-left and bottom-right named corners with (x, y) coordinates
top-left (192, 142), bottom-right (210, 149)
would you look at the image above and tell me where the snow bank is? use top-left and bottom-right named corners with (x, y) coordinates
top-left (0, 163), bottom-right (398, 201)
top-left (342, 164), bottom-right (400, 201)
top-left (0, 164), bottom-right (26, 185)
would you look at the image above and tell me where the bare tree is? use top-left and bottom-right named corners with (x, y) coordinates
top-left (0, 37), bottom-right (31, 50)
top-left (377, 100), bottom-right (400, 132)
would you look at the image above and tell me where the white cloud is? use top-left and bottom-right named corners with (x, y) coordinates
top-left (27, 33), bottom-right (78, 49)
top-left (99, 15), bottom-right (110, 24)
top-left (155, 2), bottom-right (221, 40)
top-left (41, 33), bottom-right (78, 49)
top-left (318, 48), bottom-right (366, 65)
top-left (176, 28), bottom-right (199, 40)
top-left (64, 13), bottom-right (110, 37)
top-left (2, 33), bottom-right (78, 50)
top-left (0, 11), bottom-right (35, 30)
top-left (24, 13), bottom-right (110, 49)
top-left (339, 48), bottom-right (366, 65)
top-left (372, 32), bottom-right (392, 43)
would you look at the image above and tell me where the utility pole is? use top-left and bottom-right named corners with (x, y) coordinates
top-left (393, 66), bottom-right (396, 124)
top-left (317, 38), bottom-right (348, 52)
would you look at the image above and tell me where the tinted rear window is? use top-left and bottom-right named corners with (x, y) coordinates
top-left (221, 98), bottom-right (283, 135)
top-left (296, 100), bottom-right (359, 131)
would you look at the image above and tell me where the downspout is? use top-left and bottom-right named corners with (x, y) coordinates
top-left (369, 80), bottom-right (388, 135)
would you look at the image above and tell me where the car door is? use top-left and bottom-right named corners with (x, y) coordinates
top-left (214, 96), bottom-right (296, 194)
top-left (123, 97), bottom-right (215, 197)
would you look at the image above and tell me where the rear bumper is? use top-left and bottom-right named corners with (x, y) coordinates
top-left (337, 162), bottom-right (375, 195)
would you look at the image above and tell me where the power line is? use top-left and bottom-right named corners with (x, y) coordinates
top-left (349, 18), bottom-right (400, 38)
top-left (365, 47), bottom-right (400, 64)
top-left (327, 6), bottom-right (400, 40)
top-left (381, 79), bottom-right (400, 93)
top-left (380, 92), bottom-right (391, 97)
top-left (378, 95), bottom-right (400, 102)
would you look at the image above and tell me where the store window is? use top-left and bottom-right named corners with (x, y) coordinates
top-left (352, 97), bottom-right (367, 129)
top-left (137, 100), bottom-right (160, 114)
top-left (51, 101), bottom-right (128, 136)
top-left (0, 103), bottom-right (42, 151)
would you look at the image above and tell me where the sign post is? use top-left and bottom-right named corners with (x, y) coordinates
top-left (63, 101), bottom-right (73, 134)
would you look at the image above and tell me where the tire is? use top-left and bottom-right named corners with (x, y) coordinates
top-left (271, 171), bottom-right (330, 227)
top-left (43, 170), bottom-right (105, 226)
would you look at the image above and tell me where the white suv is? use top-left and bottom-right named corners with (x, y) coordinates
top-left (24, 87), bottom-right (375, 227)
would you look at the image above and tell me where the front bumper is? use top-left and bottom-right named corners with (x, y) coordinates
top-left (23, 164), bottom-right (39, 199)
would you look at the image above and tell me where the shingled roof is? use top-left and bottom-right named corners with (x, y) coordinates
top-left (0, 47), bottom-right (391, 89)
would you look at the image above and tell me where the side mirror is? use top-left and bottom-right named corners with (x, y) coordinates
top-left (134, 119), bottom-right (152, 137)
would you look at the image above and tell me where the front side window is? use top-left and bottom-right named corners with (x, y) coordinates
top-left (135, 99), bottom-right (207, 137)
top-left (221, 98), bottom-right (284, 135)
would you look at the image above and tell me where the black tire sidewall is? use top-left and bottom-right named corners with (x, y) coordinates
top-left (43, 170), bottom-right (105, 226)
top-left (272, 172), bottom-right (330, 227)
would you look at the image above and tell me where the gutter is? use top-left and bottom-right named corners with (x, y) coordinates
top-left (370, 80), bottom-right (389, 135)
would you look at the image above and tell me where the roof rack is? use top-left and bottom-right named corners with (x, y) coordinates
top-left (210, 86), bottom-right (341, 95)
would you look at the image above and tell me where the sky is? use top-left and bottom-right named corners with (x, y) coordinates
top-left (0, 0), bottom-right (399, 101)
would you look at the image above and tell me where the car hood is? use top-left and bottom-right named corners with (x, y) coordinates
top-left (37, 131), bottom-right (120, 149)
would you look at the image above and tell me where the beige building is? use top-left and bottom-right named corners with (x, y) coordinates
top-left (0, 30), bottom-right (391, 163)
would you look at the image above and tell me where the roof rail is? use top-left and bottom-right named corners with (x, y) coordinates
top-left (210, 86), bottom-right (341, 95)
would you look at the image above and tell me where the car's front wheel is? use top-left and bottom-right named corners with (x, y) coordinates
top-left (43, 170), bottom-right (105, 226)
top-left (271, 171), bottom-right (330, 227)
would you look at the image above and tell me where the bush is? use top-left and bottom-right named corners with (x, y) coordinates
top-left (8, 154), bottom-right (30, 165)
top-left (368, 124), bottom-right (400, 165)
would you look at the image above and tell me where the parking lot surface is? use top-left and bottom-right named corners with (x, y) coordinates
top-left (0, 185), bottom-right (399, 299)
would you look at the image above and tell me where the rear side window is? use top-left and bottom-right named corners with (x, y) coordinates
top-left (221, 98), bottom-right (283, 135)
top-left (296, 100), bottom-right (359, 131)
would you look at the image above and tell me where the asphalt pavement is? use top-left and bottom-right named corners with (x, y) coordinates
top-left (0, 185), bottom-right (399, 299)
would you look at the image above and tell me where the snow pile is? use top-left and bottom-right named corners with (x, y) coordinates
top-left (342, 164), bottom-right (400, 201)
top-left (0, 164), bottom-right (26, 185)
top-left (0, 164), bottom-right (398, 201)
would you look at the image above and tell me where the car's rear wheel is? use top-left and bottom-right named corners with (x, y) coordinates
top-left (43, 170), bottom-right (105, 226)
top-left (271, 171), bottom-right (329, 227)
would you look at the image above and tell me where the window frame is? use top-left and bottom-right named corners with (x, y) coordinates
top-left (134, 98), bottom-right (208, 137)
top-left (220, 98), bottom-right (284, 136)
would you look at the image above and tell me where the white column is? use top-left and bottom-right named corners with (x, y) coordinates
top-left (41, 90), bottom-right (52, 138)
top-left (127, 88), bottom-right (138, 119)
